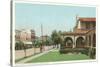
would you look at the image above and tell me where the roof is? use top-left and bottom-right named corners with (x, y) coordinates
top-left (79, 18), bottom-right (96, 22)
top-left (74, 29), bottom-right (90, 34)
top-left (62, 29), bottom-right (90, 35)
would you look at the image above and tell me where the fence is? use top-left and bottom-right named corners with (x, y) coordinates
top-left (15, 46), bottom-right (53, 60)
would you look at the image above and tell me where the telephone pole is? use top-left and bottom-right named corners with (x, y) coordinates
top-left (40, 24), bottom-right (43, 52)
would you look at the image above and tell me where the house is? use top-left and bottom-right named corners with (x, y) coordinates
top-left (60, 17), bottom-right (96, 58)
top-left (61, 17), bottom-right (96, 48)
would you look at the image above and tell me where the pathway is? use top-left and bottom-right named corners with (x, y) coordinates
top-left (16, 48), bottom-right (55, 63)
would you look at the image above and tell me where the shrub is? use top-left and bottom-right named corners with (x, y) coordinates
top-left (89, 48), bottom-right (96, 59)
top-left (59, 47), bottom-right (90, 55)
top-left (15, 41), bottom-right (25, 50)
top-left (80, 48), bottom-right (89, 55)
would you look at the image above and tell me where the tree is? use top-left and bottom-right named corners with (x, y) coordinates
top-left (33, 39), bottom-right (42, 53)
top-left (15, 42), bottom-right (20, 50)
top-left (35, 40), bottom-right (41, 48)
top-left (43, 37), bottom-right (52, 46)
top-left (51, 30), bottom-right (62, 48)
top-left (19, 41), bottom-right (27, 58)
top-left (32, 40), bottom-right (36, 55)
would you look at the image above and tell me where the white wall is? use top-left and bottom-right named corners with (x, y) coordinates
top-left (78, 21), bottom-right (81, 29)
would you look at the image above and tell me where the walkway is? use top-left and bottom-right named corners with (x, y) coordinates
top-left (16, 48), bottom-right (55, 63)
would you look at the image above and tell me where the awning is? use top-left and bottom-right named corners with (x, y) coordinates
top-left (23, 41), bottom-right (32, 44)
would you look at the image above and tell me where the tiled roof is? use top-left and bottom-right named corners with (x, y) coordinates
top-left (62, 29), bottom-right (90, 35)
top-left (79, 18), bottom-right (96, 22)
top-left (74, 29), bottom-right (89, 34)
top-left (62, 17), bottom-right (96, 36)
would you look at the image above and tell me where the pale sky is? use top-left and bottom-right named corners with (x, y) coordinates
top-left (15, 3), bottom-right (96, 36)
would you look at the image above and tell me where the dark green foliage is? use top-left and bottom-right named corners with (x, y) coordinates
top-left (15, 41), bottom-right (27, 57)
top-left (15, 41), bottom-right (25, 50)
top-left (51, 30), bottom-right (62, 48)
top-left (34, 40), bottom-right (41, 48)
top-left (59, 47), bottom-right (90, 55)
top-left (43, 37), bottom-right (53, 46)
top-left (89, 48), bottom-right (96, 59)
top-left (80, 48), bottom-right (89, 55)
top-left (15, 41), bottom-right (33, 50)
top-left (60, 42), bottom-right (96, 59)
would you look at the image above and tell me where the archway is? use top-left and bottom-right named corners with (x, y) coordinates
top-left (76, 37), bottom-right (85, 48)
top-left (64, 37), bottom-right (73, 48)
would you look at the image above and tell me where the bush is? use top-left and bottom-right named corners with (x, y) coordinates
top-left (59, 47), bottom-right (90, 55)
top-left (80, 48), bottom-right (89, 55)
top-left (89, 48), bottom-right (96, 59)
top-left (15, 41), bottom-right (24, 50)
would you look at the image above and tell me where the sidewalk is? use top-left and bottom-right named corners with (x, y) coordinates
top-left (16, 48), bottom-right (54, 63)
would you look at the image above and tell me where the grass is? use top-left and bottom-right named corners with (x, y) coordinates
top-left (27, 51), bottom-right (91, 63)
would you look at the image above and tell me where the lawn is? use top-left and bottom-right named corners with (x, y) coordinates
top-left (27, 51), bottom-right (91, 63)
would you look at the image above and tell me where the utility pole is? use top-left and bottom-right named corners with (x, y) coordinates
top-left (40, 24), bottom-right (43, 52)
top-left (41, 24), bottom-right (43, 41)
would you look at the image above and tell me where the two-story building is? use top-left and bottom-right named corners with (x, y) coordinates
top-left (62, 17), bottom-right (96, 49)
top-left (15, 29), bottom-right (35, 48)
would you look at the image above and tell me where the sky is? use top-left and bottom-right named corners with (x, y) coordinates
top-left (15, 3), bottom-right (96, 37)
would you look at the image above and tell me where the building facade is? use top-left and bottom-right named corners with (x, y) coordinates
top-left (15, 29), bottom-right (35, 45)
top-left (62, 17), bottom-right (96, 49)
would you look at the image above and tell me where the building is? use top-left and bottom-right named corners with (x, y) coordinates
top-left (61, 17), bottom-right (96, 48)
top-left (15, 30), bottom-right (21, 42)
top-left (39, 35), bottom-right (48, 42)
top-left (15, 29), bottom-right (35, 46)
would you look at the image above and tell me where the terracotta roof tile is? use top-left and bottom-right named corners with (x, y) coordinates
top-left (74, 29), bottom-right (89, 34)
top-left (79, 18), bottom-right (96, 22)
top-left (62, 29), bottom-right (90, 35)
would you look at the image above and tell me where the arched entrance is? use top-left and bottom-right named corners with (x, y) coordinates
top-left (64, 37), bottom-right (73, 48)
top-left (76, 37), bottom-right (85, 48)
